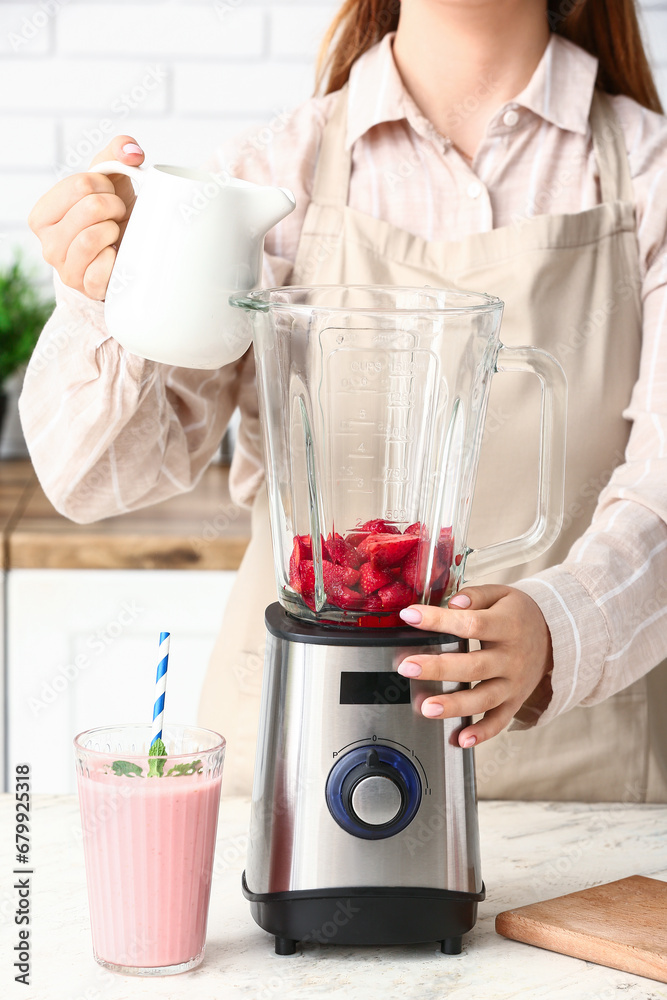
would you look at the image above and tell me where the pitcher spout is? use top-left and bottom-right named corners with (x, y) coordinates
top-left (251, 185), bottom-right (296, 235)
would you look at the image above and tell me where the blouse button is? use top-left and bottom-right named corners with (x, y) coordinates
top-left (503, 108), bottom-right (520, 128)
top-left (467, 181), bottom-right (482, 199)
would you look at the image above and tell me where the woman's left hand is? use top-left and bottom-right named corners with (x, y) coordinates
top-left (397, 585), bottom-right (553, 748)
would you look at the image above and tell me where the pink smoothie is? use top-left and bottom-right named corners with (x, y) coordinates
top-left (77, 765), bottom-right (222, 970)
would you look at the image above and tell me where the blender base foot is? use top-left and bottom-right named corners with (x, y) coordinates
top-left (275, 936), bottom-right (297, 956)
top-left (441, 936), bottom-right (462, 955)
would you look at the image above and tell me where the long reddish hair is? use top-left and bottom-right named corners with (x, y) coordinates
top-left (315, 0), bottom-right (663, 113)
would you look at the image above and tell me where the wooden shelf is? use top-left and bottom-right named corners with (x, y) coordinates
top-left (1, 461), bottom-right (251, 570)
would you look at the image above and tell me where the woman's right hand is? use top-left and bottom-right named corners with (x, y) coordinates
top-left (28, 135), bottom-right (145, 300)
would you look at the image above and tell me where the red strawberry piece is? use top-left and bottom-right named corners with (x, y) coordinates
top-left (437, 527), bottom-right (454, 565)
top-left (289, 534), bottom-right (313, 592)
top-left (429, 587), bottom-right (445, 607)
top-left (355, 535), bottom-right (373, 560)
top-left (389, 565), bottom-right (403, 577)
top-left (294, 534), bottom-right (312, 559)
top-left (323, 562), bottom-right (360, 591)
top-left (289, 555), bottom-right (301, 592)
top-left (359, 562), bottom-right (394, 595)
top-left (363, 593), bottom-right (383, 610)
top-left (405, 521), bottom-right (422, 536)
top-left (401, 546), bottom-right (423, 589)
top-left (377, 580), bottom-right (416, 609)
top-left (302, 593), bottom-right (316, 612)
top-left (367, 533), bottom-right (419, 569)
top-left (362, 518), bottom-right (401, 534)
top-left (299, 560), bottom-right (316, 597)
top-left (325, 532), bottom-right (363, 569)
top-left (346, 519), bottom-right (401, 547)
top-left (327, 584), bottom-right (365, 610)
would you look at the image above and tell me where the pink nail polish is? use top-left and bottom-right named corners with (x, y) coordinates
top-left (399, 608), bottom-right (422, 625)
top-left (422, 702), bottom-right (444, 718)
top-left (122, 142), bottom-right (143, 155)
top-left (449, 594), bottom-right (471, 609)
top-left (461, 735), bottom-right (477, 748)
top-left (397, 661), bottom-right (422, 678)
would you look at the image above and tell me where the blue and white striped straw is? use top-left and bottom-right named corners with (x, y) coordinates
top-left (151, 632), bottom-right (170, 748)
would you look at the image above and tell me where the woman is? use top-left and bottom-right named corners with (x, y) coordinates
top-left (23, 0), bottom-right (667, 801)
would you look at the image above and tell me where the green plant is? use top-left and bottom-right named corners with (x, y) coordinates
top-left (0, 256), bottom-right (54, 385)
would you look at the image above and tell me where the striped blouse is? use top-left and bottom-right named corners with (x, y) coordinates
top-left (19, 32), bottom-right (667, 731)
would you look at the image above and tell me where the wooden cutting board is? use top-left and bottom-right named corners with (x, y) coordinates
top-left (495, 875), bottom-right (667, 983)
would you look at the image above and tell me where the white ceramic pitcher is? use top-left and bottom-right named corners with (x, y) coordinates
top-left (90, 161), bottom-right (295, 369)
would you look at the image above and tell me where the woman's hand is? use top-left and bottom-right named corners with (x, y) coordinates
top-left (28, 135), bottom-right (144, 300)
top-left (397, 585), bottom-right (553, 748)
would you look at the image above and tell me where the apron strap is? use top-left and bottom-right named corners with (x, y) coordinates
top-left (311, 84), bottom-right (352, 208)
top-left (589, 89), bottom-right (635, 204)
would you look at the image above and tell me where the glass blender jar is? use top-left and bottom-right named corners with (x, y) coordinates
top-left (232, 285), bottom-right (567, 627)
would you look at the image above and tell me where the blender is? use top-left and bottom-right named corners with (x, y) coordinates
top-left (231, 285), bottom-right (567, 955)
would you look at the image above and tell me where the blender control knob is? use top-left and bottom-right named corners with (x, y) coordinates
top-left (350, 774), bottom-right (403, 826)
top-left (326, 744), bottom-right (422, 840)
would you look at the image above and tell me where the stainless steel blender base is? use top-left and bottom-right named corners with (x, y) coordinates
top-left (244, 604), bottom-right (484, 953)
top-left (242, 873), bottom-right (485, 955)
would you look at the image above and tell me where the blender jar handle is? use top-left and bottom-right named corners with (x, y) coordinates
top-left (463, 344), bottom-right (568, 581)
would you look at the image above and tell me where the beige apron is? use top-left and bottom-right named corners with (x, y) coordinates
top-left (200, 87), bottom-right (667, 802)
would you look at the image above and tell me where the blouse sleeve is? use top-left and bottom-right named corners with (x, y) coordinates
top-left (511, 101), bottom-right (667, 729)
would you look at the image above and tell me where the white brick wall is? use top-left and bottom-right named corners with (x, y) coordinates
top-left (0, 0), bottom-right (665, 288)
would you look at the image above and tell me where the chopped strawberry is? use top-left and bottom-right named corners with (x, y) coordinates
top-left (346, 519), bottom-right (400, 546)
top-left (378, 580), bottom-right (416, 609)
top-left (327, 583), bottom-right (366, 610)
top-left (367, 533), bottom-right (419, 568)
top-left (325, 532), bottom-right (363, 568)
top-left (362, 518), bottom-right (401, 534)
top-left (363, 593), bottom-right (383, 610)
top-left (359, 562), bottom-right (394, 595)
top-left (429, 587), bottom-right (445, 607)
top-left (437, 526), bottom-right (453, 567)
top-left (289, 534), bottom-right (313, 592)
top-left (323, 562), bottom-right (360, 590)
top-left (299, 560), bottom-right (316, 597)
top-left (401, 546), bottom-right (424, 589)
top-left (405, 521), bottom-right (422, 536)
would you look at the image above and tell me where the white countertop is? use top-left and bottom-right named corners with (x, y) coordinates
top-left (4, 795), bottom-right (667, 1000)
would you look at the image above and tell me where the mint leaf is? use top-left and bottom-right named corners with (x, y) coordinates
top-left (166, 760), bottom-right (202, 777)
top-left (148, 738), bottom-right (167, 778)
top-left (112, 760), bottom-right (143, 777)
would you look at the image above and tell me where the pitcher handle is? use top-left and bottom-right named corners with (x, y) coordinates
top-left (463, 344), bottom-right (568, 581)
top-left (88, 160), bottom-right (145, 188)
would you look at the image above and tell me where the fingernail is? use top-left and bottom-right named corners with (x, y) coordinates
top-left (449, 594), bottom-right (471, 609)
top-left (397, 661), bottom-right (422, 678)
top-left (422, 702), bottom-right (444, 718)
top-left (122, 142), bottom-right (143, 155)
top-left (461, 735), bottom-right (477, 748)
top-left (399, 607), bottom-right (422, 624)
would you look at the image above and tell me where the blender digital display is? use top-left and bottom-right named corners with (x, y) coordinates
top-left (339, 671), bottom-right (411, 704)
